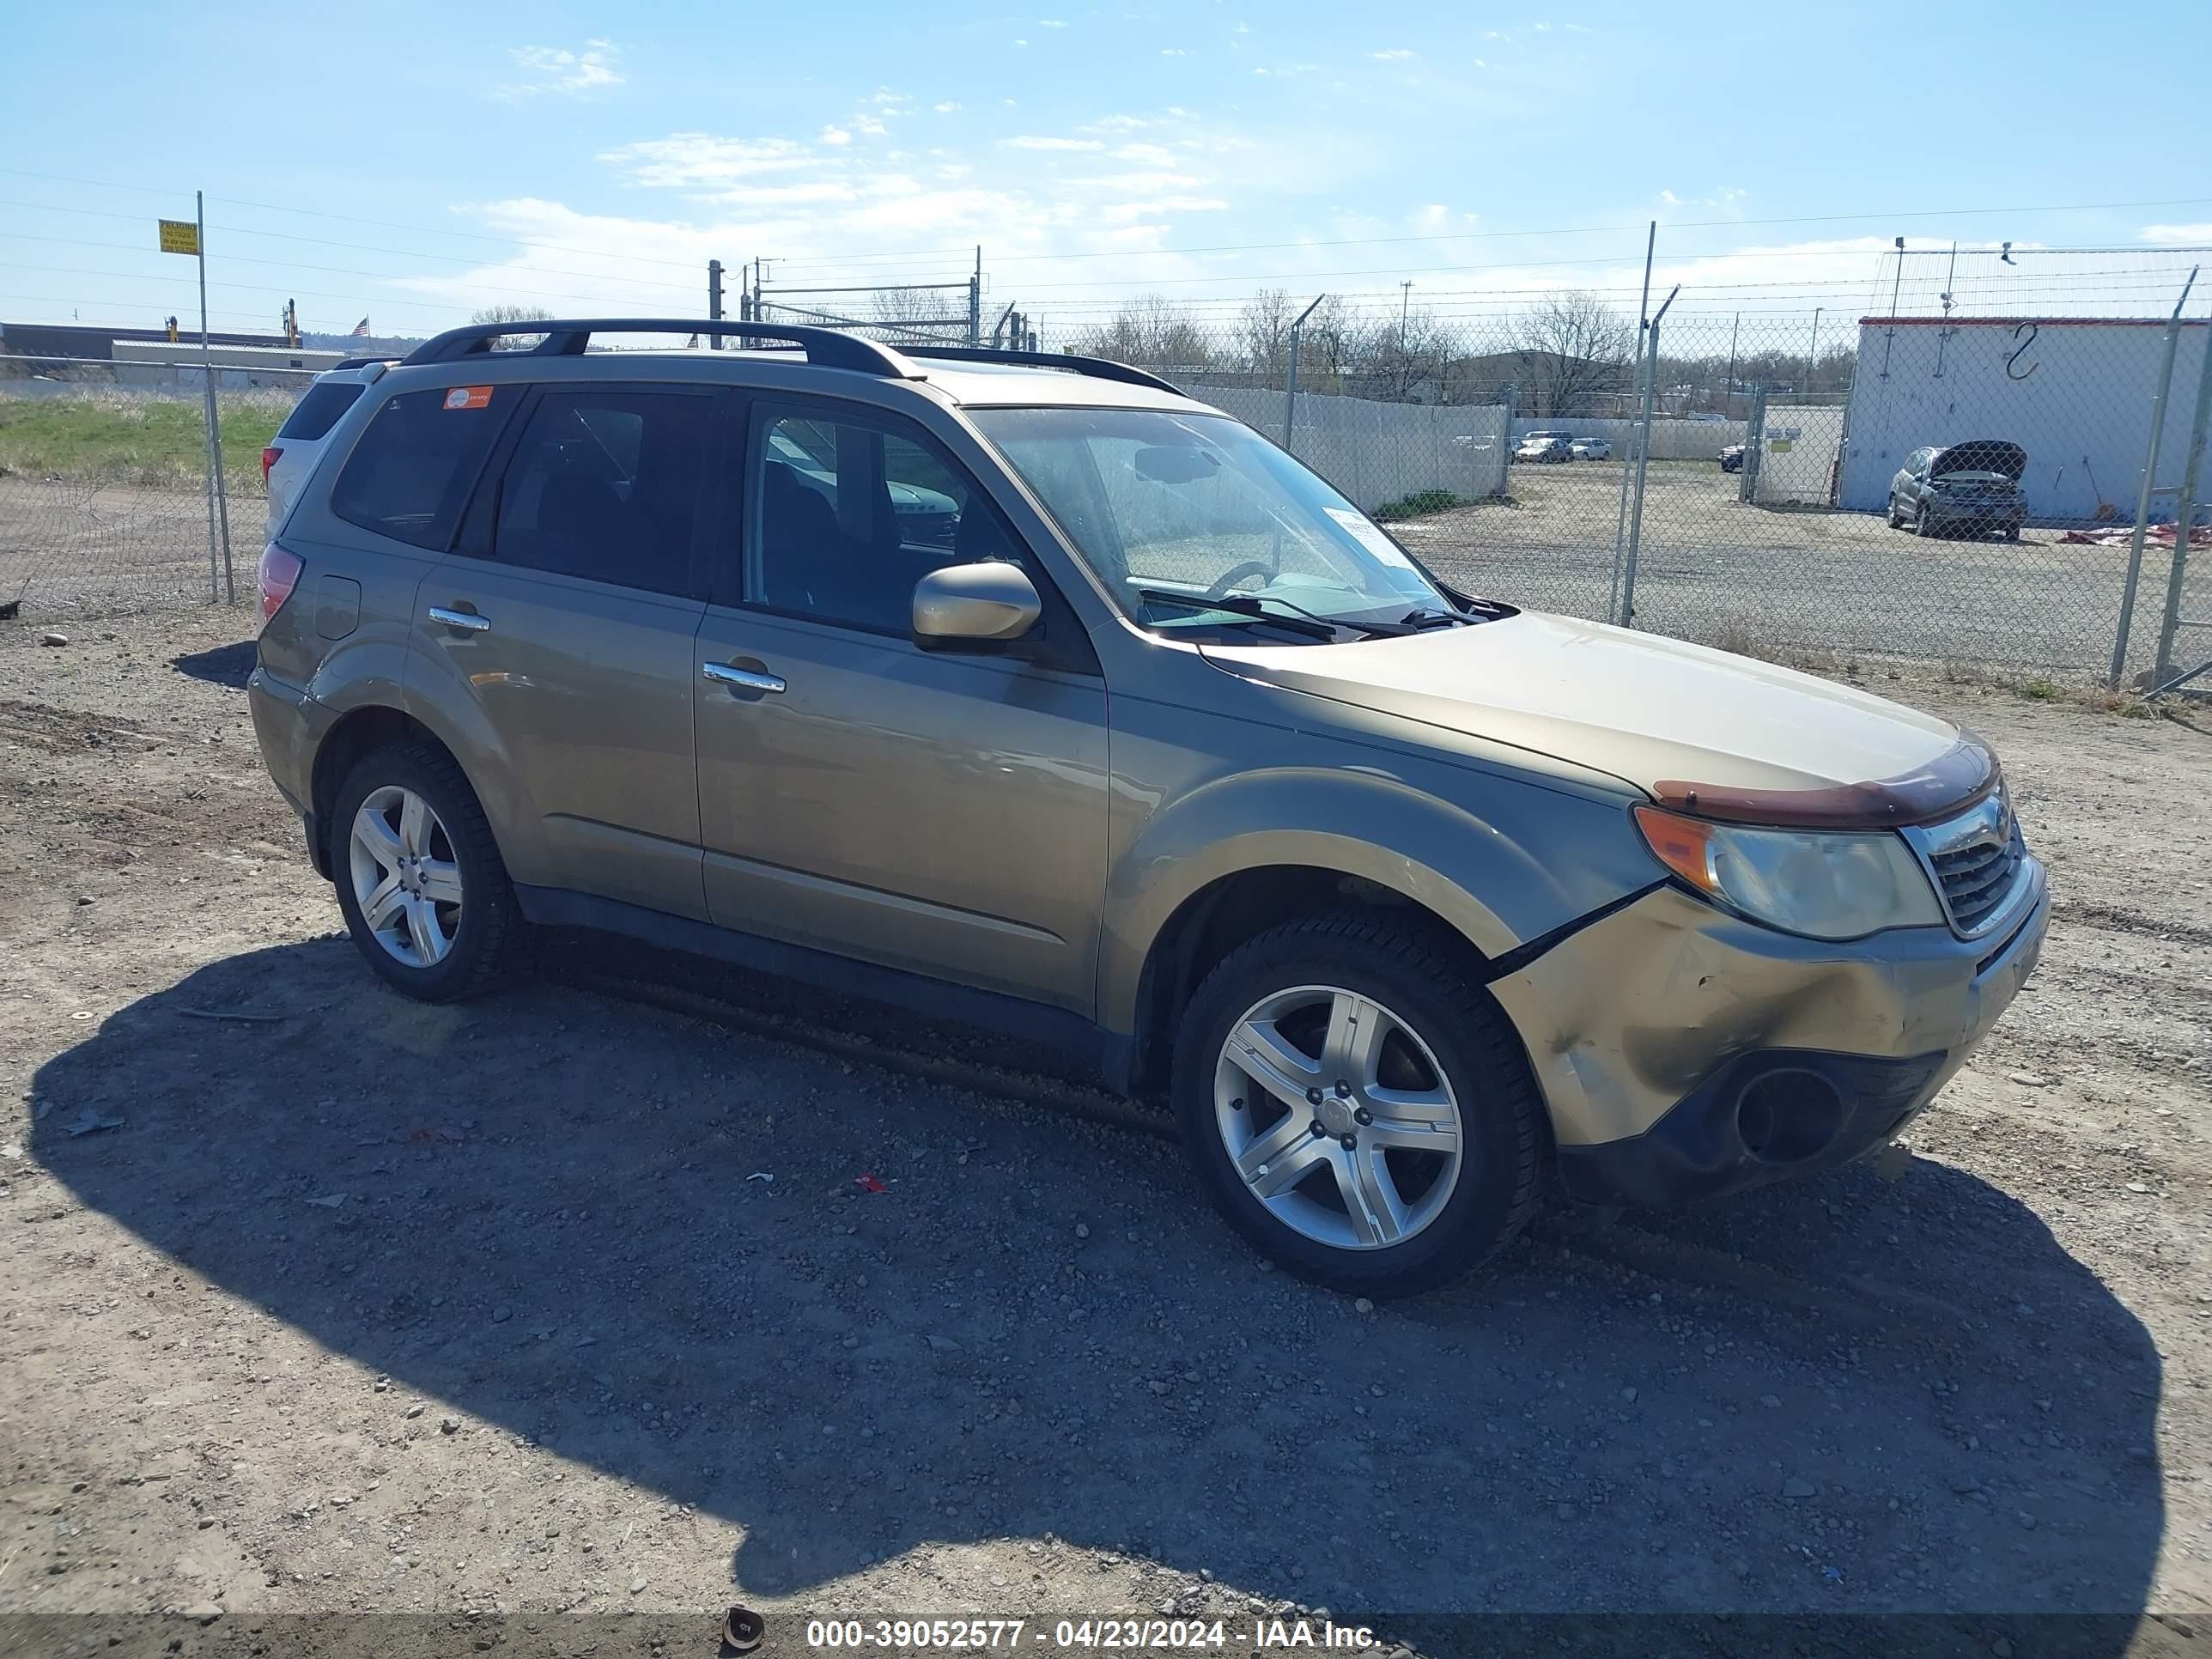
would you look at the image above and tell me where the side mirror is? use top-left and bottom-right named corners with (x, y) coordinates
top-left (912, 562), bottom-right (1042, 652)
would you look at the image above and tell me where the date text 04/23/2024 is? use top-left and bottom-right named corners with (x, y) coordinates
top-left (804, 1618), bottom-right (1381, 1650)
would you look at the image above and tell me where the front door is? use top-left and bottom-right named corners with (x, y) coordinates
top-left (692, 397), bottom-right (1110, 1014)
top-left (410, 383), bottom-right (721, 920)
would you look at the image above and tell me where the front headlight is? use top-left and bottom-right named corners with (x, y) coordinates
top-left (1633, 805), bottom-right (1943, 940)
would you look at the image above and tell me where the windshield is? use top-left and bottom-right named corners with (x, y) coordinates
top-left (970, 407), bottom-right (1451, 639)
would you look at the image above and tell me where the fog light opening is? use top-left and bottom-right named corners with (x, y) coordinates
top-left (1735, 1068), bottom-right (1845, 1164)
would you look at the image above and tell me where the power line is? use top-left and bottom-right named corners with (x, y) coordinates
top-left (0, 167), bottom-right (707, 271)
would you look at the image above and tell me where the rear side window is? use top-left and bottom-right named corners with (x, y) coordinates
top-left (489, 390), bottom-right (714, 597)
top-left (330, 386), bottom-right (509, 550)
top-left (275, 381), bottom-right (365, 442)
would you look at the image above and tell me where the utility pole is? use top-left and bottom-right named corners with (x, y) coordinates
top-left (1399, 280), bottom-right (1413, 349)
top-left (708, 259), bottom-right (724, 349)
top-left (1806, 307), bottom-right (1823, 396)
top-left (969, 246), bottom-right (982, 347)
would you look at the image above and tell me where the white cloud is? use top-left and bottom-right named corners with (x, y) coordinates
top-left (1014, 37), bottom-right (1029, 46)
top-left (934, 100), bottom-right (961, 113)
top-left (1370, 48), bottom-right (1414, 61)
top-left (1160, 48), bottom-right (1186, 57)
top-left (820, 125), bottom-right (853, 146)
top-left (501, 39), bottom-right (623, 98)
top-left (1005, 135), bottom-right (1107, 151)
top-left (599, 134), bottom-right (824, 186)
top-left (2142, 223), bottom-right (2212, 244)
top-left (1038, 16), bottom-right (1067, 24)
top-left (854, 116), bottom-right (889, 137)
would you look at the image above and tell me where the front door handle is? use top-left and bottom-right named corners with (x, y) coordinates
top-left (702, 661), bottom-right (786, 695)
top-left (428, 606), bottom-right (491, 634)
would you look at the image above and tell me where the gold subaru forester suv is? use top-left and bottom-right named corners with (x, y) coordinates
top-left (247, 319), bottom-right (2048, 1297)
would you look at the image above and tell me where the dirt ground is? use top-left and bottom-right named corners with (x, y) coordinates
top-left (1, 606), bottom-right (2209, 1658)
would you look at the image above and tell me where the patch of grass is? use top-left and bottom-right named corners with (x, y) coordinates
top-left (2019, 678), bottom-right (2063, 702)
top-left (1373, 489), bottom-right (1477, 522)
top-left (0, 395), bottom-right (283, 489)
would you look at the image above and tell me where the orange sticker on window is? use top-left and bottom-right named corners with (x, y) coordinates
top-left (442, 386), bottom-right (493, 410)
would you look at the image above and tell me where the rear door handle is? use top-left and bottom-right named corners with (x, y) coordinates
top-left (702, 661), bottom-right (786, 695)
top-left (428, 606), bottom-right (491, 634)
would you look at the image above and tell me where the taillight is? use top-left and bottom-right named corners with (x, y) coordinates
top-left (261, 445), bottom-right (282, 483)
top-left (258, 543), bottom-right (304, 623)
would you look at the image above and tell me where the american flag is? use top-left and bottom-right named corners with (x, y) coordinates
top-left (349, 317), bottom-right (371, 337)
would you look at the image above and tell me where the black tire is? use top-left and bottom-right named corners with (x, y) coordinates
top-left (1170, 912), bottom-right (1547, 1297)
top-left (1886, 495), bottom-right (1904, 529)
top-left (1914, 503), bottom-right (1939, 538)
top-left (328, 741), bottom-right (521, 1002)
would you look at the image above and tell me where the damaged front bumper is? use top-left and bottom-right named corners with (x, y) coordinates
top-left (1489, 860), bottom-right (2048, 1207)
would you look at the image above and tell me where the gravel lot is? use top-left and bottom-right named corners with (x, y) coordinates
top-left (1397, 461), bottom-right (2197, 684)
top-left (1, 608), bottom-right (2209, 1658)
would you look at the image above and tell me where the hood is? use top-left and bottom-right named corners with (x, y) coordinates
top-left (1929, 440), bottom-right (2026, 481)
top-left (1200, 610), bottom-right (1990, 825)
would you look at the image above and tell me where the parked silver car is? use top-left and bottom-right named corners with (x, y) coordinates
top-left (1887, 441), bottom-right (2028, 540)
top-left (1570, 436), bottom-right (1611, 462)
top-left (246, 319), bottom-right (2049, 1296)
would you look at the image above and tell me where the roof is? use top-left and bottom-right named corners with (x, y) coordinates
top-left (1858, 315), bottom-right (2211, 329)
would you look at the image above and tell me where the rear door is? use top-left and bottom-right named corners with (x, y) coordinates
top-left (690, 394), bottom-right (1111, 1013)
top-left (408, 381), bottom-right (722, 921)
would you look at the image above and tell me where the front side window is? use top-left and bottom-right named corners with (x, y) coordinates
top-left (971, 407), bottom-right (1450, 641)
top-left (490, 390), bottom-right (712, 596)
top-left (330, 386), bottom-right (510, 550)
top-left (751, 407), bottom-right (1023, 634)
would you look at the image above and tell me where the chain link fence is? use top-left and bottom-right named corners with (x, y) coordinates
top-left (7, 258), bottom-right (2209, 694)
top-left (0, 357), bottom-right (311, 617)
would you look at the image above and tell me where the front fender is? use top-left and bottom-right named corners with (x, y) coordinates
top-left (1097, 757), bottom-right (1650, 1036)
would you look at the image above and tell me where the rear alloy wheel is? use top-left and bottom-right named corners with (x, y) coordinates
top-left (1173, 914), bottom-right (1547, 1296)
top-left (1914, 502), bottom-right (1938, 538)
top-left (1887, 495), bottom-right (1904, 529)
top-left (330, 743), bottom-right (520, 1001)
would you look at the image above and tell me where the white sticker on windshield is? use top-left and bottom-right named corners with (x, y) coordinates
top-left (1325, 507), bottom-right (1417, 570)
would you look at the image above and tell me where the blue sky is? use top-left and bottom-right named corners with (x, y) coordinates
top-left (5, 0), bottom-right (2210, 345)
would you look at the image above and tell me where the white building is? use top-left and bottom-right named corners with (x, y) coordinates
top-left (111, 340), bottom-right (346, 391)
top-left (1836, 316), bottom-right (2210, 522)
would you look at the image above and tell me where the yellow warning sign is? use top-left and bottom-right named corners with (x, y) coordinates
top-left (157, 219), bottom-right (200, 256)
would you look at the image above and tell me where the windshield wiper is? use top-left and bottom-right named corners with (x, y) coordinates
top-left (1133, 586), bottom-right (1419, 640)
top-left (1133, 586), bottom-right (1341, 641)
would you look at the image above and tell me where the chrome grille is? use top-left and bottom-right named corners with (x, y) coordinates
top-left (1902, 792), bottom-right (2027, 937)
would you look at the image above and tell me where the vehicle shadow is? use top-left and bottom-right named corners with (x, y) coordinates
top-left (30, 940), bottom-right (2166, 1632)
top-left (169, 638), bottom-right (257, 690)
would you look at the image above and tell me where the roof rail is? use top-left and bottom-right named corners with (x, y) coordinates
top-left (399, 318), bottom-right (923, 378)
top-left (901, 345), bottom-right (1182, 396)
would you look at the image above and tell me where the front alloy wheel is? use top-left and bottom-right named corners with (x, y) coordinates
top-left (1213, 985), bottom-right (1463, 1250)
top-left (1172, 913), bottom-right (1547, 1296)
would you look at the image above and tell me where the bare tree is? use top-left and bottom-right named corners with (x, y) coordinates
top-left (866, 286), bottom-right (969, 345)
top-left (1513, 290), bottom-right (1635, 418)
top-left (1235, 288), bottom-right (1295, 384)
top-left (469, 304), bottom-right (553, 351)
top-left (1073, 295), bottom-right (1213, 374)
